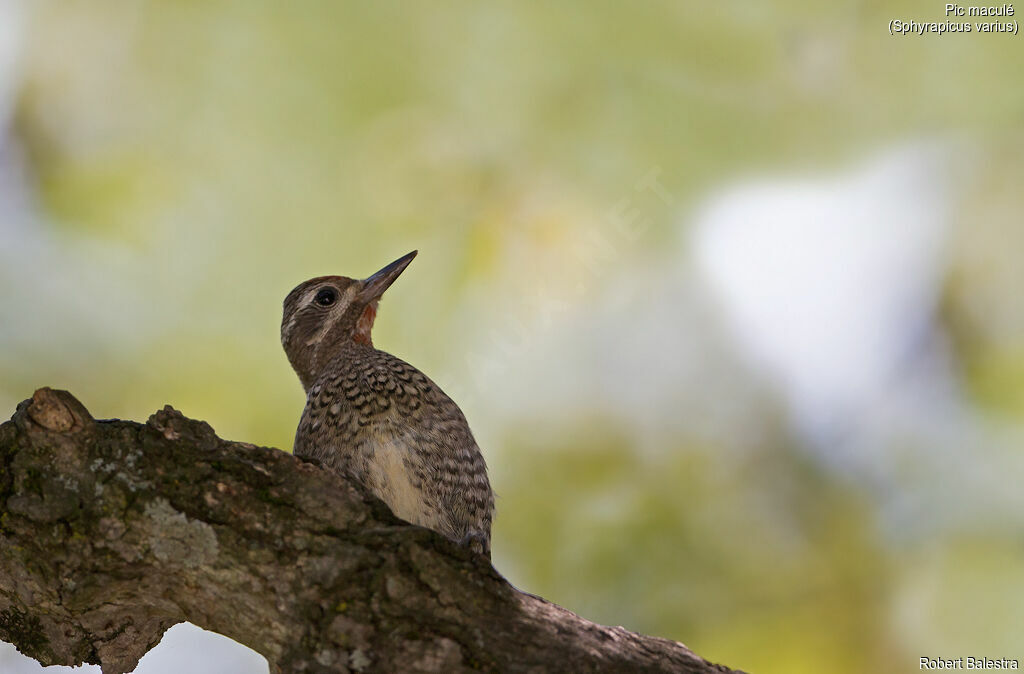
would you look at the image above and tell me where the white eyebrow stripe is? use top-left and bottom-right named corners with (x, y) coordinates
top-left (305, 284), bottom-right (358, 346)
top-left (281, 286), bottom-right (318, 346)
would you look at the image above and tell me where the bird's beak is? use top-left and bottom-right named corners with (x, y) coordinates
top-left (360, 250), bottom-right (417, 301)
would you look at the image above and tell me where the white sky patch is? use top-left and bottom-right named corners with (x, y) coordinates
top-left (0, 623), bottom-right (268, 674)
top-left (0, 0), bottom-right (26, 136)
top-left (692, 143), bottom-right (953, 449)
top-left (691, 142), bottom-right (1024, 537)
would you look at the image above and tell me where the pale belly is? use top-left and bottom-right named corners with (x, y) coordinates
top-left (362, 436), bottom-right (436, 530)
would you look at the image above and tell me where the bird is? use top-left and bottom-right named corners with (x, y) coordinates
top-left (281, 251), bottom-right (495, 557)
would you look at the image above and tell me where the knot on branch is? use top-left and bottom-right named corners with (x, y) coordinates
top-left (21, 387), bottom-right (94, 433)
top-left (147, 405), bottom-right (219, 449)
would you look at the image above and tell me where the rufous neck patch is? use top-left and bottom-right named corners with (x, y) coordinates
top-left (354, 301), bottom-right (378, 345)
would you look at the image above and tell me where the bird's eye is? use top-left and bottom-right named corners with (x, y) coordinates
top-left (314, 288), bottom-right (337, 306)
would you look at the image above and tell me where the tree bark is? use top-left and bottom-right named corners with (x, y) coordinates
top-left (0, 388), bottom-right (741, 674)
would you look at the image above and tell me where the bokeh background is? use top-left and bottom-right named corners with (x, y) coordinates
top-left (2, 2), bottom-right (1022, 673)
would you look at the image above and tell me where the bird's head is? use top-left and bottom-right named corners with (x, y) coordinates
top-left (281, 250), bottom-right (417, 390)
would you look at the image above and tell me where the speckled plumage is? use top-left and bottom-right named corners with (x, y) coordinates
top-left (281, 252), bottom-right (494, 557)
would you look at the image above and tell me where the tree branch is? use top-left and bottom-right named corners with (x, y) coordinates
top-left (0, 388), bottom-right (740, 674)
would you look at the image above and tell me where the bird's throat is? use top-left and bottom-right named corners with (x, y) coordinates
top-left (353, 301), bottom-right (378, 346)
